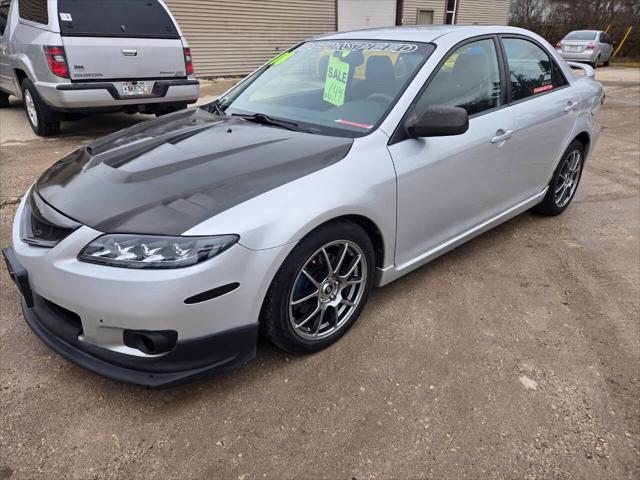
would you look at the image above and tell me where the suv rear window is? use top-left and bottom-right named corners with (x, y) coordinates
top-left (57, 0), bottom-right (179, 38)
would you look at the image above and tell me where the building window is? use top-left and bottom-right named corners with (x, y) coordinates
top-left (417, 9), bottom-right (434, 25)
top-left (19, 0), bottom-right (49, 25)
top-left (445, 0), bottom-right (457, 24)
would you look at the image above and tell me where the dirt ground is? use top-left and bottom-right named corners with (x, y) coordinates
top-left (0, 68), bottom-right (638, 480)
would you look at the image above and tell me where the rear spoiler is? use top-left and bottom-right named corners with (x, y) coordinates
top-left (567, 61), bottom-right (596, 79)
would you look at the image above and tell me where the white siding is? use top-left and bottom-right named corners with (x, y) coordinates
top-left (337, 0), bottom-right (397, 31)
top-left (401, 0), bottom-right (444, 25)
top-left (401, 0), bottom-right (511, 26)
top-left (164, 0), bottom-right (336, 78)
top-left (456, 0), bottom-right (511, 25)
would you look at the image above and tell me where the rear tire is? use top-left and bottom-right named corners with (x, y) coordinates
top-left (261, 221), bottom-right (375, 354)
top-left (603, 59), bottom-right (610, 67)
top-left (534, 140), bottom-right (585, 216)
top-left (21, 78), bottom-right (60, 137)
top-left (0, 91), bottom-right (10, 108)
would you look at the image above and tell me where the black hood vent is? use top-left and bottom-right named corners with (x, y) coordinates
top-left (20, 189), bottom-right (81, 248)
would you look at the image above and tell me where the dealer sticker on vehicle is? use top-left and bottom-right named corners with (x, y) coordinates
top-left (122, 81), bottom-right (149, 96)
top-left (323, 53), bottom-right (350, 107)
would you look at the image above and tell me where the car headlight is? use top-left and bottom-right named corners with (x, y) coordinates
top-left (78, 234), bottom-right (239, 269)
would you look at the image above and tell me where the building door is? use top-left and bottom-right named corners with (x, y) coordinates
top-left (417, 9), bottom-right (434, 24)
top-left (337, 0), bottom-right (397, 31)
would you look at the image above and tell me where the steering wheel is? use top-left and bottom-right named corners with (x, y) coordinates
top-left (367, 93), bottom-right (394, 107)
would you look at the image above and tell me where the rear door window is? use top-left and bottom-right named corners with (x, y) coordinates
top-left (19, 0), bottom-right (48, 24)
top-left (57, 0), bottom-right (179, 38)
top-left (503, 38), bottom-right (565, 102)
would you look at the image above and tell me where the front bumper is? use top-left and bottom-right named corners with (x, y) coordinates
top-left (4, 247), bottom-right (258, 388)
top-left (6, 195), bottom-right (293, 387)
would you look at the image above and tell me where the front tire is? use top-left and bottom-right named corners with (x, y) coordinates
top-left (21, 78), bottom-right (60, 137)
top-left (534, 140), bottom-right (585, 216)
top-left (261, 221), bottom-right (375, 354)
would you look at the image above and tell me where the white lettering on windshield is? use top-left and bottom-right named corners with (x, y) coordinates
top-left (302, 41), bottom-right (419, 53)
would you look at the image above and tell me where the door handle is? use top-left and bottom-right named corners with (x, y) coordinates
top-left (491, 129), bottom-right (514, 144)
top-left (564, 101), bottom-right (578, 112)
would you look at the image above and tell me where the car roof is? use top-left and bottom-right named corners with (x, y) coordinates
top-left (566, 30), bottom-right (601, 34)
top-left (315, 25), bottom-right (531, 43)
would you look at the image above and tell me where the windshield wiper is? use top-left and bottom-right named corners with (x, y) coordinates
top-left (231, 112), bottom-right (309, 132)
top-left (206, 99), bottom-right (226, 116)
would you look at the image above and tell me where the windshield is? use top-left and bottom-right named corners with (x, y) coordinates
top-left (58, 0), bottom-right (179, 38)
top-left (564, 31), bottom-right (597, 41)
top-left (217, 40), bottom-right (434, 137)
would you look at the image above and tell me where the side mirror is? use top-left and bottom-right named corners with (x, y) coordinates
top-left (406, 106), bottom-right (469, 138)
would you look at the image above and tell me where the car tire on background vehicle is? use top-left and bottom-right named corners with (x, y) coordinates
top-left (261, 221), bottom-right (376, 354)
top-left (603, 59), bottom-right (610, 67)
top-left (0, 91), bottom-right (10, 108)
top-left (534, 139), bottom-right (585, 216)
top-left (21, 78), bottom-right (60, 137)
top-left (590, 55), bottom-right (600, 69)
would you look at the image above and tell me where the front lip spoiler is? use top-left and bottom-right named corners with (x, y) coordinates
top-left (20, 296), bottom-right (258, 389)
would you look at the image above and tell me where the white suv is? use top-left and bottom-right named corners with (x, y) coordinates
top-left (0, 0), bottom-right (199, 136)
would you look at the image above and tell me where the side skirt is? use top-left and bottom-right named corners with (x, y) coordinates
top-left (376, 188), bottom-right (548, 287)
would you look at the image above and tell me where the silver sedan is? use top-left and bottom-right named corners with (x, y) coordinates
top-left (556, 30), bottom-right (614, 68)
top-left (4, 26), bottom-right (604, 387)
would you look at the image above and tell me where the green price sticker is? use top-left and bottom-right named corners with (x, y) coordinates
top-left (269, 51), bottom-right (295, 66)
top-left (323, 54), bottom-right (350, 107)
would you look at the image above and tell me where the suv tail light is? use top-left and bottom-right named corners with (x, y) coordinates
top-left (184, 48), bottom-right (194, 76)
top-left (555, 41), bottom-right (562, 49)
top-left (585, 41), bottom-right (596, 50)
top-left (44, 46), bottom-right (69, 79)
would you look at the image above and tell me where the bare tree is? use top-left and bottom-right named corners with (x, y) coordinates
top-left (510, 0), bottom-right (639, 58)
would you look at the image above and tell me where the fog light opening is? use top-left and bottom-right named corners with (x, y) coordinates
top-left (123, 330), bottom-right (178, 355)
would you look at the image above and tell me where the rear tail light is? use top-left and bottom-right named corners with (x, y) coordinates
top-left (585, 41), bottom-right (596, 50)
top-left (555, 42), bottom-right (562, 49)
top-left (44, 46), bottom-right (69, 79)
top-left (184, 48), bottom-right (194, 76)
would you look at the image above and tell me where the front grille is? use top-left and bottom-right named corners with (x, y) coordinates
top-left (21, 190), bottom-right (81, 248)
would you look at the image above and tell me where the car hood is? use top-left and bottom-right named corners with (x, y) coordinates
top-left (35, 108), bottom-right (353, 235)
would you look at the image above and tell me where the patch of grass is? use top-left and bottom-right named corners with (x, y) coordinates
top-left (610, 62), bottom-right (640, 68)
top-left (610, 58), bottom-right (640, 68)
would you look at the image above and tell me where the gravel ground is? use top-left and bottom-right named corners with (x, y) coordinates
top-left (0, 68), bottom-right (638, 480)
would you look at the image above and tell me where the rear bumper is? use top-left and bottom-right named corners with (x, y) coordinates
top-left (36, 78), bottom-right (200, 110)
top-left (557, 50), bottom-right (598, 63)
top-left (4, 247), bottom-right (258, 389)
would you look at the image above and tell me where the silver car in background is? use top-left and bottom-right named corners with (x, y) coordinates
top-left (0, 0), bottom-right (199, 136)
top-left (4, 26), bottom-right (604, 387)
top-left (556, 30), bottom-right (614, 68)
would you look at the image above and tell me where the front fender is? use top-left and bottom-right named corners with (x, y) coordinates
top-left (184, 130), bottom-right (398, 270)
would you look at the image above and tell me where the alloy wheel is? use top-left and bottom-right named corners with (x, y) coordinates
top-left (288, 240), bottom-right (367, 340)
top-left (24, 89), bottom-right (38, 128)
top-left (554, 150), bottom-right (582, 208)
